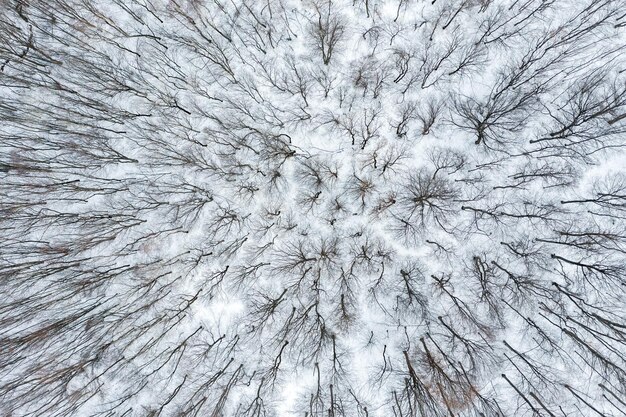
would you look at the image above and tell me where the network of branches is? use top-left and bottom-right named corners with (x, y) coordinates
top-left (1, 0), bottom-right (626, 416)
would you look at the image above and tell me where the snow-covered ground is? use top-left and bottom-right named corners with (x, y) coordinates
top-left (1, 0), bottom-right (625, 416)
